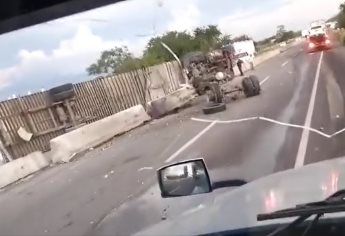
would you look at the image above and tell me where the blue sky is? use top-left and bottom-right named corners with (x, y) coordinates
top-left (0, 0), bottom-right (341, 99)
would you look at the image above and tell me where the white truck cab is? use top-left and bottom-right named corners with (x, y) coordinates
top-left (309, 20), bottom-right (326, 37)
top-left (306, 20), bottom-right (331, 52)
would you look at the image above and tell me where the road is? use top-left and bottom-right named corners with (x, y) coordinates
top-left (1, 41), bottom-right (345, 236)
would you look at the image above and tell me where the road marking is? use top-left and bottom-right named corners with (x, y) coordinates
top-left (281, 61), bottom-right (289, 67)
top-left (192, 117), bottom-right (257, 124)
top-left (260, 76), bottom-right (271, 86)
top-left (192, 113), bottom-right (345, 139)
top-left (259, 117), bottom-right (331, 138)
top-left (294, 51), bottom-right (324, 168)
top-left (165, 120), bottom-right (218, 163)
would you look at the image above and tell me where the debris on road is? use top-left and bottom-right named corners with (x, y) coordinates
top-left (161, 206), bottom-right (169, 220)
top-left (147, 85), bottom-right (197, 119)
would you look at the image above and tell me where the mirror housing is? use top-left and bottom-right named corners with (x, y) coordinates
top-left (157, 159), bottom-right (212, 198)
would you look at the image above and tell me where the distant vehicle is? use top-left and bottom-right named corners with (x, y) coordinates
top-left (309, 20), bottom-right (327, 37)
top-left (306, 34), bottom-right (331, 53)
top-left (305, 20), bottom-right (331, 52)
top-left (302, 29), bottom-right (309, 38)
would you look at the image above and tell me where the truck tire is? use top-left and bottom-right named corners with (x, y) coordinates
top-left (242, 76), bottom-right (260, 97)
top-left (205, 83), bottom-right (223, 103)
top-left (48, 83), bottom-right (75, 102)
top-left (202, 102), bottom-right (226, 115)
top-left (249, 75), bottom-right (261, 95)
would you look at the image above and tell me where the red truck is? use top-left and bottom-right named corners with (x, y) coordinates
top-left (306, 33), bottom-right (332, 53)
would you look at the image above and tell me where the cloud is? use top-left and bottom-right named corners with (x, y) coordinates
top-left (0, 25), bottom-right (126, 97)
top-left (167, 0), bottom-right (201, 31)
top-left (0, 0), bottom-right (342, 98)
top-left (218, 0), bottom-right (343, 39)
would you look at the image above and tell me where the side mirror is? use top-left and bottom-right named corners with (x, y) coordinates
top-left (157, 159), bottom-right (212, 198)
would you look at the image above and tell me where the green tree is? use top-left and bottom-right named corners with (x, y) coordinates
top-left (276, 25), bottom-right (286, 39)
top-left (338, 13), bottom-right (345, 28)
top-left (216, 34), bottom-right (232, 47)
top-left (338, 2), bottom-right (345, 28)
top-left (142, 31), bottom-right (198, 65)
top-left (193, 25), bottom-right (222, 51)
top-left (86, 46), bottom-right (139, 75)
top-left (87, 25), bottom-right (241, 75)
top-left (340, 2), bottom-right (345, 13)
top-left (141, 25), bottom-right (225, 66)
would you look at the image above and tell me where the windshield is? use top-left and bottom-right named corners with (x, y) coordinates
top-left (0, 0), bottom-right (344, 236)
top-left (311, 25), bottom-right (323, 30)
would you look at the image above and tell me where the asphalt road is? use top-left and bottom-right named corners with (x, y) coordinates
top-left (1, 41), bottom-right (345, 236)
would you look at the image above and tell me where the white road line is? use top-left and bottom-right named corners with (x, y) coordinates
top-left (294, 51), bottom-right (324, 169)
top-left (192, 117), bottom-right (257, 124)
top-left (259, 117), bottom-right (331, 138)
top-left (165, 120), bottom-right (218, 163)
top-left (260, 76), bottom-right (271, 86)
top-left (281, 61), bottom-right (289, 67)
top-left (332, 127), bottom-right (345, 137)
top-left (191, 114), bottom-right (345, 139)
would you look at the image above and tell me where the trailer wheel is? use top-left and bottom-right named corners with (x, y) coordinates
top-left (249, 75), bottom-right (261, 95)
top-left (206, 83), bottom-right (223, 103)
top-left (202, 102), bottom-right (226, 115)
top-left (242, 76), bottom-right (260, 97)
top-left (48, 83), bottom-right (75, 102)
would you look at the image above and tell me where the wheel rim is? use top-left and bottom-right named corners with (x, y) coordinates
top-left (206, 89), bottom-right (213, 103)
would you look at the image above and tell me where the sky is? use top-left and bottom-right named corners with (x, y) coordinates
top-left (0, 0), bottom-right (342, 99)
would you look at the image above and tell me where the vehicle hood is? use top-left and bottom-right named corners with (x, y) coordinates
top-left (136, 157), bottom-right (345, 235)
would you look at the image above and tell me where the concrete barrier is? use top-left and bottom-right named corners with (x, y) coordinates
top-left (0, 151), bottom-right (49, 189)
top-left (148, 85), bottom-right (197, 118)
top-left (51, 105), bottom-right (151, 163)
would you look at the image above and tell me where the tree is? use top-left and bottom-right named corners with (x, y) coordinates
top-left (279, 31), bottom-right (295, 42)
top-left (340, 2), bottom-right (345, 13)
top-left (86, 46), bottom-right (140, 75)
top-left (141, 25), bottom-right (225, 66)
top-left (274, 25), bottom-right (298, 43)
top-left (87, 25), bottom-right (253, 75)
top-left (216, 34), bottom-right (232, 47)
top-left (276, 25), bottom-right (286, 38)
top-left (193, 25), bottom-right (222, 51)
top-left (142, 31), bottom-right (198, 65)
top-left (339, 13), bottom-right (345, 28)
top-left (338, 2), bottom-right (345, 28)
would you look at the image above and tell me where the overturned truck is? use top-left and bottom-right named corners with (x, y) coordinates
top-left (182, 46), bottom-right (261, 114)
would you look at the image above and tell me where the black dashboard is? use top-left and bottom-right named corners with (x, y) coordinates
top-left (0, 0), bottom-right (123, 35)
top-left (200, 217), bottom-right (345, 236)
